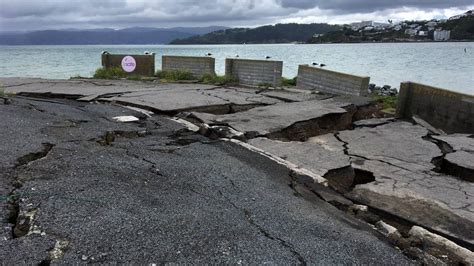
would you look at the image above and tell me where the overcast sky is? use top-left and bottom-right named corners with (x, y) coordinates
top-left (0, 0), bottom-right (472, 31)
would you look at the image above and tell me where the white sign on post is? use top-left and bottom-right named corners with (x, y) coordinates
top-left (121, 56), bottom-right (136, 72)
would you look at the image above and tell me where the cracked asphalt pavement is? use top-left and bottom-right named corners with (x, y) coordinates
top-left (0, 97), bottom-right (410, 264)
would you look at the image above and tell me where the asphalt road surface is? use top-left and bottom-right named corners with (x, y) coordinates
top-left (0, 97), bottom-right (411, 264)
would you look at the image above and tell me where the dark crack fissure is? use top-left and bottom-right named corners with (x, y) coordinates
top-left (215, 189), bottom-right (306, 265)
top-left (198, 90), bottom-right (269, 115)
top-left (15, 143), bottom-right (55, 168)
top-left (334, 132), bottom-right (421, 175)
top-left (17, 92), bottom-right (83, 100)
top-left (333, 133), bottom-right (350, 156)
top-left (322, 166), bottom-right (355, 193)
top-left (7, 143), bottom-right (54, 238)
top-left (267, 111), bottom-right (355, 142)
top-left (423, 134), bottom-right (454, 172)
top-left (422, 134), bottom-right (473, 181)
top-left (243, 209), bottom-right (307, 265)
top-left (124, 150), bottom-right (164, 177)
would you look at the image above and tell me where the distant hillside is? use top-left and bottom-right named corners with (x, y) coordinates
top-left (441, 11), bottom-right (474, 39)
top-left (170, 23), bottom-right (340, 44)
top-left (308, 10), bottom-right (474, 43)
top-left (0, 26), bottom-right (228, 45)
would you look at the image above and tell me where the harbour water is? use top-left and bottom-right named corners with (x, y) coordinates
top-left (0, 42), bottom-right (473, 94)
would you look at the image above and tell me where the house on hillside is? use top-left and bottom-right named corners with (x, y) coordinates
top-left (418, 31), bottom-right (428, 37)
top-left (405, 28), bottom-right (418, 36)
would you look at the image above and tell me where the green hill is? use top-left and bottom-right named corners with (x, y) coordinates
top-left (440, 12), bottom-right (474, 40)
top-left (170, 23), bottom-right (340, 44)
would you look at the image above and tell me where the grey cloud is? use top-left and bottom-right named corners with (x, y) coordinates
top-left (278, 0), bottom-right (474, 13)
top-left (0, 0), bottom-right (472, 31)
top-left (0, 0), bottom-right (286, 30)
top-left (0, 0), bottom-right (128, 18)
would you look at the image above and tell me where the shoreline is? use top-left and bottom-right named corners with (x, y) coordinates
top-left (1, 40), bottom-right (474, 46)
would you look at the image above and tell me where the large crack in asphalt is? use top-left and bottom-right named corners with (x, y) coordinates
top-left (422, 134), bottom-right (474, 182)
top-left (216, 189), bottom-right (307, 265)
top-left (15, 143), bottom-right (55, 168)
top-left (243, 209), bottom-right (307, 265)
top-left (266, 111), bottom-right (355, 141)
top-left (422, 134), bottom-right (454, 171)
top-left (7, 143), bottom-right (55, 239)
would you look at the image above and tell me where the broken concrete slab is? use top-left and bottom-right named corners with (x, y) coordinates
top-left (431, 134), bottom-right (474, 181)
top-left (203, 87), bottom-right (282, 106)
top-left (432, 134), bottom-right (474, 152)
top-left (101, 86), bottom-right (282, 114)
top-left (306, 182), bottom-right (354, 209)
top-left (412, 115), bottom-right (447, 135)
top-left (103, 90), bottom-right (230, 113)
top-left (443, 151), bottom-right (474, 182)
top-left (347, 159), bottom-right (474, 247)
top-left (259, 89), bottom-right (333, 102)
top-left (334, 122), bottom-right (474, 246)
top-left (0, 78), bottom-right (220, 102)
top-left (408, 226), bottom-right (474, 265)
top-left (339, 121), bottom-right (443, 173)
top-left (1, 78), bottom-right (149, 97)
top-left (248, 135), bottom-right (352, 191)
top-left (185, 112), bottom-right (219, 125)
top-left (353, 118), bottom-right (395, 127)
top-left (228, 139), bottom-right (328, 185)
top-left (210, 99), bottom-right (351, 139)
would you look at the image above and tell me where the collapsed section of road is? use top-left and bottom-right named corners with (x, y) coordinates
top-left (1, 78), bottom-right (473, 264)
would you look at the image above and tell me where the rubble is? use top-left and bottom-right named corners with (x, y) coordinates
top-left (408, 226), bottom-right (474, 265)
top-left (368, 83), bottom-right (398, 96)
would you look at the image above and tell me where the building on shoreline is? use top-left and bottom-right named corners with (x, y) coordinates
top-left (434, 30), bottom-right (451, 41)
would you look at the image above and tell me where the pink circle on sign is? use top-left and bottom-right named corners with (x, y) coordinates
top-left (121, 56), bottom-right (136, 72)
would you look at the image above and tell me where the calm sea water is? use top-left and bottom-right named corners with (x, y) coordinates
top-left (0, 43), bottom-right (473, 94)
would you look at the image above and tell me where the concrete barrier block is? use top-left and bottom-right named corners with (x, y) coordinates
top-left (162, 56), bottom-right (215, 78)
top-left (225, 58), bottom-right (283, 87)
top-left (396, 82), bottom-right (474, 134)
top-left (101, 54), bottom-right (155, 76)
top-left (296, 65), bottom-right (369, 96)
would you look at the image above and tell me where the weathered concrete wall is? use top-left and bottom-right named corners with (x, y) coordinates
top-left (296, 65), bottom-right (369, 96)
top-left (397, 82), bottom-right (474, 134)
top-left (225, 58), bottom-right (283, 87)
top-left (162, 56), bottom-right (215, 78)
top-left (101, 54), bottom-right (155, 76)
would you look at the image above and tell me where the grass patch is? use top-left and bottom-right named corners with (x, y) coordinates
top-left (155, 70), bottom-right (195, 81)
top-left (371, 94), bottom-right (398, 109)
top-left (0, 88), bottom-right (4, 97)
top-left (199, 73), bottom-right (238, 86)
top-left (281, 77), bottom-right (297, 86)
top-left (93, 67), bottom-right (127, 79)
